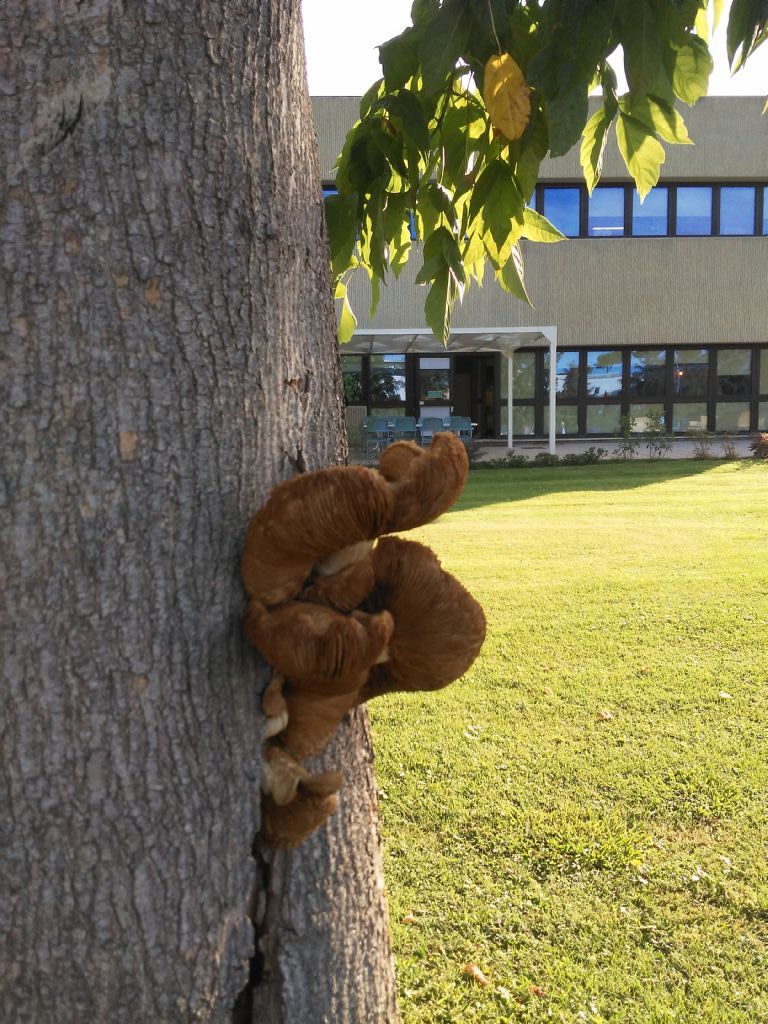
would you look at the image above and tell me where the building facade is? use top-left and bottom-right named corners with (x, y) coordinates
top-left (313, 96), bottom-right (768, 439)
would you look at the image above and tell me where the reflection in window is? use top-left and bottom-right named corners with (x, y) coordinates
top-left (542, 187), bottom-right (581, 237)
top-left (588, 187), bottom-right (624, 237)
top-left (370, 406), bottom-right (405, 419)
top-left (764, 194), bottom-right (768, 235)
top-left (673, 349), bottom-right (709, 398)
top-left (759, 402), bottom-right (768, 430)
top-left (512, 352), bottom-right (536, 399)
top-left (760, 349), bottom-right (768, 394)
top-left (716, 402), bottom-right (751, 431)
top-left (513, 406), bottom-right (536, 435)
top-left (629, 349), bottom-right (666, 396)
top-left (720, 186), bottom-right (756, 235)
top-left (717, 349), bottom-right (751, 397)
top-left (629, 403), bottom-right (665, 431)
top-left (676, 186), bottom-right (713, 235)
top-left (586, 350), bottom-right (623, 397)
top-left (557, 406), bottom-right (579, 435)
top-left (419, 356), bottom-right (450, 402)
top-left (672, 403), bottom-right (708, 431)
top-left (370, 354), bottom-right (406, 403)
top-left (544, 350), bottom-right (580, 397)
top-left (587, 405), bottom-right (621, 434)
top-left (341, 354), bottom-right (364, 405)
top-left (633, 187), bottom-right (668, 236)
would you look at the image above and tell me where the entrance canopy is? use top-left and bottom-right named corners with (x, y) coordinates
top-left (345, 327), bottom-right (559, 453)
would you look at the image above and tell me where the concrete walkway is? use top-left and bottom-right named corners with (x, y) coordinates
top-left (473, 435), bottom-right (757, 461)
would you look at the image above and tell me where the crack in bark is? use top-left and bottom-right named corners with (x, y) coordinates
top-left (48, 95), bottom-right (84, 153)
top-left (231, 844), bottom-right (269, 1024)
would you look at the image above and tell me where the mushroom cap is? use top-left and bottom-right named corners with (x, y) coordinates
top-left (360, 535), bottom-right (486, 700)
top-left (276, 686), bottom-right (363, 760)
top-left (380, 432), bottom-right (468, 533)
top-left (241, 465), bottom-right (393, 605)
top-left (301, 554), bottom-right (376, 613)
top-left (261, 790), bottom-right (340, 848)
top-left (244, 600), bottom-right (394, 691)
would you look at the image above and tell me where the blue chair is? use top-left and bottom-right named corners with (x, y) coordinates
top-left (418, 416), bottom-right (444, 446)
top-left (447, 416), bottom-right (473, 443)
top-left (392, 416), bottom-right (417, 442)
top-left (364, 417), bottom-right (391, 461)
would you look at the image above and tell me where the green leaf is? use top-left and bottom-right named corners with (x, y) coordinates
top-left (637, 94), bottom-right (693, 144)
top-left (695, 6), bottom-right (710, 43)
top-left (424, 268), bottom-right (454, 343)
top-left (520, 207), bottom-right (565, 243)
top-left (622, 0), bottom-right (665, 97)
top-left (325, 193), bottom-right (359, 277)
top-left (712, 0), bottom-right (726, 30)
top-left (419, 0), bottom-right (471, 94)
top-left (616, 111), bottom-right (666, 198)
top-left (385, 89), bottom-right (431, 152)
top-left (672, 34), bottom-right (714, 104)
top-left (580, 107), bottom-right (612, 194)
top-left (496, 244), bottom-right (531, 304)
top-left (547, 89), bottom-right (590, 158)
top-left (727, 0), bottom-right (768, 69)
top-left (334, 282), bottom-right (357, 343)
top-left (379, 29), bottom-right (420, 91)
top-left (411, 0), bottom-right (439, 27)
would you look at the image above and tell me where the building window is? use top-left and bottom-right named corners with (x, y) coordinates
top-left (632, 187), bottom-right (668, 236)
top-left (759, 403), bottom-right (768, 430)
top-left (629, 403), bottom-right (665, 431)
top-left (716, 402), bottom-right (751, 431)
top-left (511, 352), bottom-right (536, 399)
top-left (719, 186), bottom-right (756, 235)
top-left (759, 348), bottom-right (768, 394)
top-left (542, 187), bottom-right (581, 237)
top-left (587, 405), bottom-right (621, 434)
top-left (717, 348), bottom-right (752, 397)
top-left (676, 186), bottom-right (713, 235)
top-left (588, 187), bottom-right (624, 237)
top-left (556, 406), bottom-right (579, 435)
top-left (629, 349), bottom-right (666, 396)
top-left (370, 354), bottom-right (406, 404)
top-left (547, 350), bottom-right (580, 397)
top-left (673, 349), bottom-right (709, 398)
top-left (672, 403), bottom-right (708, 431)
top-left (341, 354), bottom-right (364, 404)
top-left (586, 350), bottom-right (623, 397)
top-left (419, 356), bottom-right (450, 403)
top-left (763, 192), bottom-right (768, 235)
top-left (513, 406), bottom-right (536, 435)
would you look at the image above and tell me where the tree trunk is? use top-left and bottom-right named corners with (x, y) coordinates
top-left (0, 3), bottom-right (399, 1022)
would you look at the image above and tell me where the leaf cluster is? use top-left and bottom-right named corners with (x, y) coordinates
top-left (327, 0), bottom-right (767, 343)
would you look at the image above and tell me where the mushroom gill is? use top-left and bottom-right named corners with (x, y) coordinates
top-left (379, 432), bottom-right (468, 533)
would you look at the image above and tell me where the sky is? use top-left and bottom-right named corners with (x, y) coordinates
top-left (302, 0), bottom-right (767, 97)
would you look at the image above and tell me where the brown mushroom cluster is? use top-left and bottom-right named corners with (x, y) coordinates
top-left (241, 433), bottom-right (486, 846)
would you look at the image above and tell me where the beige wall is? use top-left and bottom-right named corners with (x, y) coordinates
top-left (312, 96), bottom-right (768, 348)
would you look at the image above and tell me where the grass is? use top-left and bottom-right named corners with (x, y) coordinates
top-left (369, 461), bottom-right (768, 1024)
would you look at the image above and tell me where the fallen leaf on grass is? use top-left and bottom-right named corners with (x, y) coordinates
top-left (596, 709), bottom-right (614, 721)
top-left (718, 691), bottom-right (733, 699)
top-left (529, 984), bottom-right (545, 997)
top-left (401, 914), bottom-right (416, 924)
top-left (463, 963), bottom-right (490, 986)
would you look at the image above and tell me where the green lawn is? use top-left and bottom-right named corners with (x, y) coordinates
top-left (369, 461), bottom-right (768, 1024)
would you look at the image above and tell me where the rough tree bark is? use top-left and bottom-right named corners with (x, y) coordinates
top-left (1, 2), bottom-right (399, 1022)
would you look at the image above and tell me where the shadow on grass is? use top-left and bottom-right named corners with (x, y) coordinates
top-left (452, 459), bottom-right (737, 512)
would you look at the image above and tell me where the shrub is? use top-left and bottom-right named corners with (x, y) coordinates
top-left (750, 432), bottom-right (768, 459)
top-left (534, 452), bottom-right (561, 467)
top-left (644, 412), bottom-right (673, 460)
top-left (721, 435), bottom-right (739, 460)
top-left (482, 454), bottom-right (530, 469)
top-left (616, 415), bottom-right (640, 460)
top-left (690, 429), bottom-right (715, 459)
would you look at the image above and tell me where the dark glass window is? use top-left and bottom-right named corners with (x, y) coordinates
top-left (586, 350), bottom-right (623, 397)
top-left (588, 187), bottom-right (624, 237)
top-left (542, 187), bottom-right (581, 237)
top-left (673, 349), bottom-right (709, 398)
top-left (419, 356), bottom-right (450, 402)
top-left (760, 348), bottom-right (768, 394)
top-left (719, 186), bottom-right (756, 235)
top-left (676, 187), bottom-right (713, 235)
top-left (629, 349), bottom-right (667, 396)
top-left (341, 354), bottom-right (364, 404)
top-left (632, 187), bottom-right (668, 236)
top-left (717, 349), bottom-right (752, 397)
top-left (370, 355), bottom-right (406, 403)
top-left (763, 191), bottom-right (768, 235)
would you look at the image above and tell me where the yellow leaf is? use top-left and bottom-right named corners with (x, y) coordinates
top-left (483, 54), bottom-right (531, 141)
top-left (463, 962), bottom-right (490, 986)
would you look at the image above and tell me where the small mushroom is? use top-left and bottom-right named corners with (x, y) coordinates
top-left (262, 744), bottom-right (342, 805)
top-left (359, 535), bottom-right (486, 701)
top-left (241, 466), bottom-right (393, 606)
top-left (245, 601), bottom-right (394, 692)
top-left (378, 432), bottom-right (468, 533)
top-left (261, 746), bottom-right (343, 847)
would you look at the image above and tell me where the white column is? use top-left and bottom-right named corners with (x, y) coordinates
top-left (546, 328), bottom-right (557, 455)
top-left (507, 351), bottom-right (513, 451)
